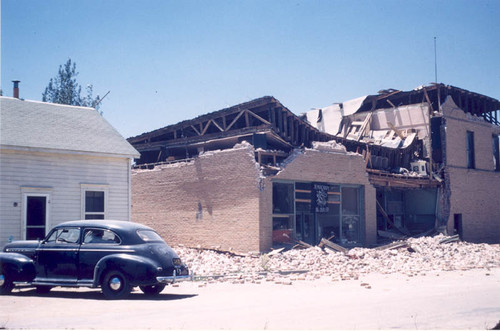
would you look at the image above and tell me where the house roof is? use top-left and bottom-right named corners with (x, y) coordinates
top-left (0, 97), bottom-right (140, 158)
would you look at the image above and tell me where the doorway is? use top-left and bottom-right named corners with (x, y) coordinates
top-left (296, 212), bottom-right (315, 245)
top-left (454, 214), bottom-right (463, 239)
top-left (24, 195), bottom-right (48, 240)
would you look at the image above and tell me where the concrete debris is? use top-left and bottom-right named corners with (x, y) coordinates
top-left (175, 235), bottom-right (500, 284)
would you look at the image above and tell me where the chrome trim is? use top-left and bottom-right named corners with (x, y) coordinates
top-left (109, 277), bottom-right (122, 291)
top-left (156, 270), bottom-right (193, 284)
top-left (79, 249), bottom-right (135, 253)
top-left (5, 248), bottom-right (34, 252)
top-left (35, 248), bottom-right (79, 252)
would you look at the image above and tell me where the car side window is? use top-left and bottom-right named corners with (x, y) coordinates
top-left (46, 228), bottom-right (81, 244)
top-left (83, 229), bottom-right (121, 244)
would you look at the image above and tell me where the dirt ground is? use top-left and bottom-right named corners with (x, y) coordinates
top-left (1, 268), bottom-right (499, 330)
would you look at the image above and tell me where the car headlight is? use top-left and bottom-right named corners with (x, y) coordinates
top-left (172, 258), bottom-right (182, 266)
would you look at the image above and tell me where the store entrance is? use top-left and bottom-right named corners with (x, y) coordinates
top-left (295, 212), bottom-right (315, 246)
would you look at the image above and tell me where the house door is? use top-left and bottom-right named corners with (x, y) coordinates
top-left (296, 212), bottom-right (315, 245)
top-left (25, 195), bottom-right (48, 240)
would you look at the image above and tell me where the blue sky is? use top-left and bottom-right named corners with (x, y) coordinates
top-left (2, 0), bottom-right (499, 139)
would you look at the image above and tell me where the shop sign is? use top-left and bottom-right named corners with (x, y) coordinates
top-left (312, 183), bottom-right (329, 213)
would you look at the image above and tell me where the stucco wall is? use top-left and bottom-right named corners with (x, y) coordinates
top-left (442, 97), bottom-right (500, 243)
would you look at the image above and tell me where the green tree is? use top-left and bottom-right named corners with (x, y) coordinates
top-left (42, 58), bottom-right (101, 110)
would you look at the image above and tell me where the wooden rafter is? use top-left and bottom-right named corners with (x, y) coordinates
top-left (226, 109), bottom-right (246, 131)
top-left (247, 109), bottom-right (271, 125)
top-left (211, 119), bottom-right (225, 132)
top-left (190, 125), bottom-right (201, 136)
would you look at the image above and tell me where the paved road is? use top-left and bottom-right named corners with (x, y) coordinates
top-left (1, 268), bottom-right (499, 329)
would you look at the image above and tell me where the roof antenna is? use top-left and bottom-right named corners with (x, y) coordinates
top-left (434, 37), bottom-right (438, 83)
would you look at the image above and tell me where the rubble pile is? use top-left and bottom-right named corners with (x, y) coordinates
top-left (175, 235), bottom-right (500, 284)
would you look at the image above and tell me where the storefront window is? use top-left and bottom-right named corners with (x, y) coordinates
top-left (341, 187), bottom-right (361, 244)
top-left (272, 183), bottom-right (294, 214)
top-left (272, 181), bottom-right (363, 247)
top-left (272, 183), bottom-right (295, 245)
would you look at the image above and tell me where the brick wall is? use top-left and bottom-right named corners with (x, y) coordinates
top-left (442, 97), bottom-right (500, 243)
top-left (132, 141), bottom-right (378, 252)
top-left (132, 143), bottom-right (263, 253)
top-left (271, 147), bottom-right (377, 246)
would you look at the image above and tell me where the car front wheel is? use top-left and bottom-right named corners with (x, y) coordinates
top-left (0, 271), bottom-right (14, 295)
top-left (102, 270), bottom-right (131, 300)
top-left (140, 284), bottom-right (166, 296)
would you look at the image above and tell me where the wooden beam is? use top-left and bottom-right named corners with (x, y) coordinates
top-left (244, 110), bottom-right (250, 127)
top-left (423, 87), bottom-right (434, 113)
top-left (247, 109), bottom-right (271, 125)
top-left (226, 110), bottom-right (246, 131)
top-left (283, 112), bottom-right (288, 138)
top-left (211, 119), bottom-right (225, 132)
top-left (222, 115), bottom-right (227, 131)
top-left (387, 122), bottom-right (405, 139)
top-left (318, 238), bottom-right (348, 253)
top-left (201, 120), bottom-right (212, 136)
top-left (190, 124), bottom-right (201, 136)
top-left (376, 200), bottom-right (411, 236)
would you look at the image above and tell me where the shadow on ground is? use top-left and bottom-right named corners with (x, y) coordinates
top-left (8, 287), bottom-right (197, 301)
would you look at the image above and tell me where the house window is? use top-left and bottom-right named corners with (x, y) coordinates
top-left (466, 131), bottom-right (475, 169)
top-left (81, 184), bottom-right (108, 220)
top-left (85, 191), bottom-right (105, 219)
top-left (493, 134), bottom-right (500, 172)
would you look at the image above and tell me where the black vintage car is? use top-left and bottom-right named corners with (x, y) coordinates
top-left (0, 220), bottom-right (191, 299)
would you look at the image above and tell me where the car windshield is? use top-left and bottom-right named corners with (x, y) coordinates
top-left (136, 230), bottom-right (164, 242)
top-left (46, 228), bottom-right (80, 243)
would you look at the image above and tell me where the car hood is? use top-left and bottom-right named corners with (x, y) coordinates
top-left (3, 240), bottom-right (40, 258)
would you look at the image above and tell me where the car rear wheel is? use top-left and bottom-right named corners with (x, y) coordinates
top-left (0, 271), bottom-right (14, 295)
top-left (102, 270), bottom-right (131, 300)
top-left (140, 284), bottom-right (166, 296)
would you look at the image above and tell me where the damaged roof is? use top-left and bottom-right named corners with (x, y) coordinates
top-left (128, 96), bottom-right (333, 164)
top-left (355, 84), bottom-right (499, 124)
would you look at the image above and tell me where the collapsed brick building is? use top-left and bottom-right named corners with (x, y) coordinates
top-left (129, 84), bottom-right (500, 252)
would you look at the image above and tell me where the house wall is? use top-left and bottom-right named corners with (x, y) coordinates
top-left (442, 97), bottom-right (500, 243)
top-left (271, 148), bottom-right (377, 246)
top-left (131, 144), bottom-right (264, 253)
top-left (0, 149), bottom-right (133, 248)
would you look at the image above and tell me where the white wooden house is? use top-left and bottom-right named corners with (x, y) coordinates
top-left (0, 96), bottom-right (140, 248)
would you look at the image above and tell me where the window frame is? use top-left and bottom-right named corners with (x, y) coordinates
top-left (493, 134), bottom-right (500, 172)
top-left (81, 184), bottom-right (109, 220)
top-left (466, 131), bottom-right (475, 169)
top-left (83, 228), bottom-right (121, 245)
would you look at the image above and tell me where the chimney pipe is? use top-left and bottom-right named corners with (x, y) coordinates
top-left (12, 80), bottom-right (21, 99)
top-left (12, 80), bottom-right (20, 99)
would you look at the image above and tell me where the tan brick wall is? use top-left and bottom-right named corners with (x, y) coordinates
top-left (132, 142), bottom-right (378, 252)
top-left (259, 177), bottom-right (273, 251)
top-left (132, 144), bottom-right (263, 253)
top-left (272, 149), bottom-right (377, 246)
top-left (442, 97), bottom-right (500, 243)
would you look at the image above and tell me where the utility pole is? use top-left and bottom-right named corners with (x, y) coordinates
top-left (434, 37), bottom-right (438, 83)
